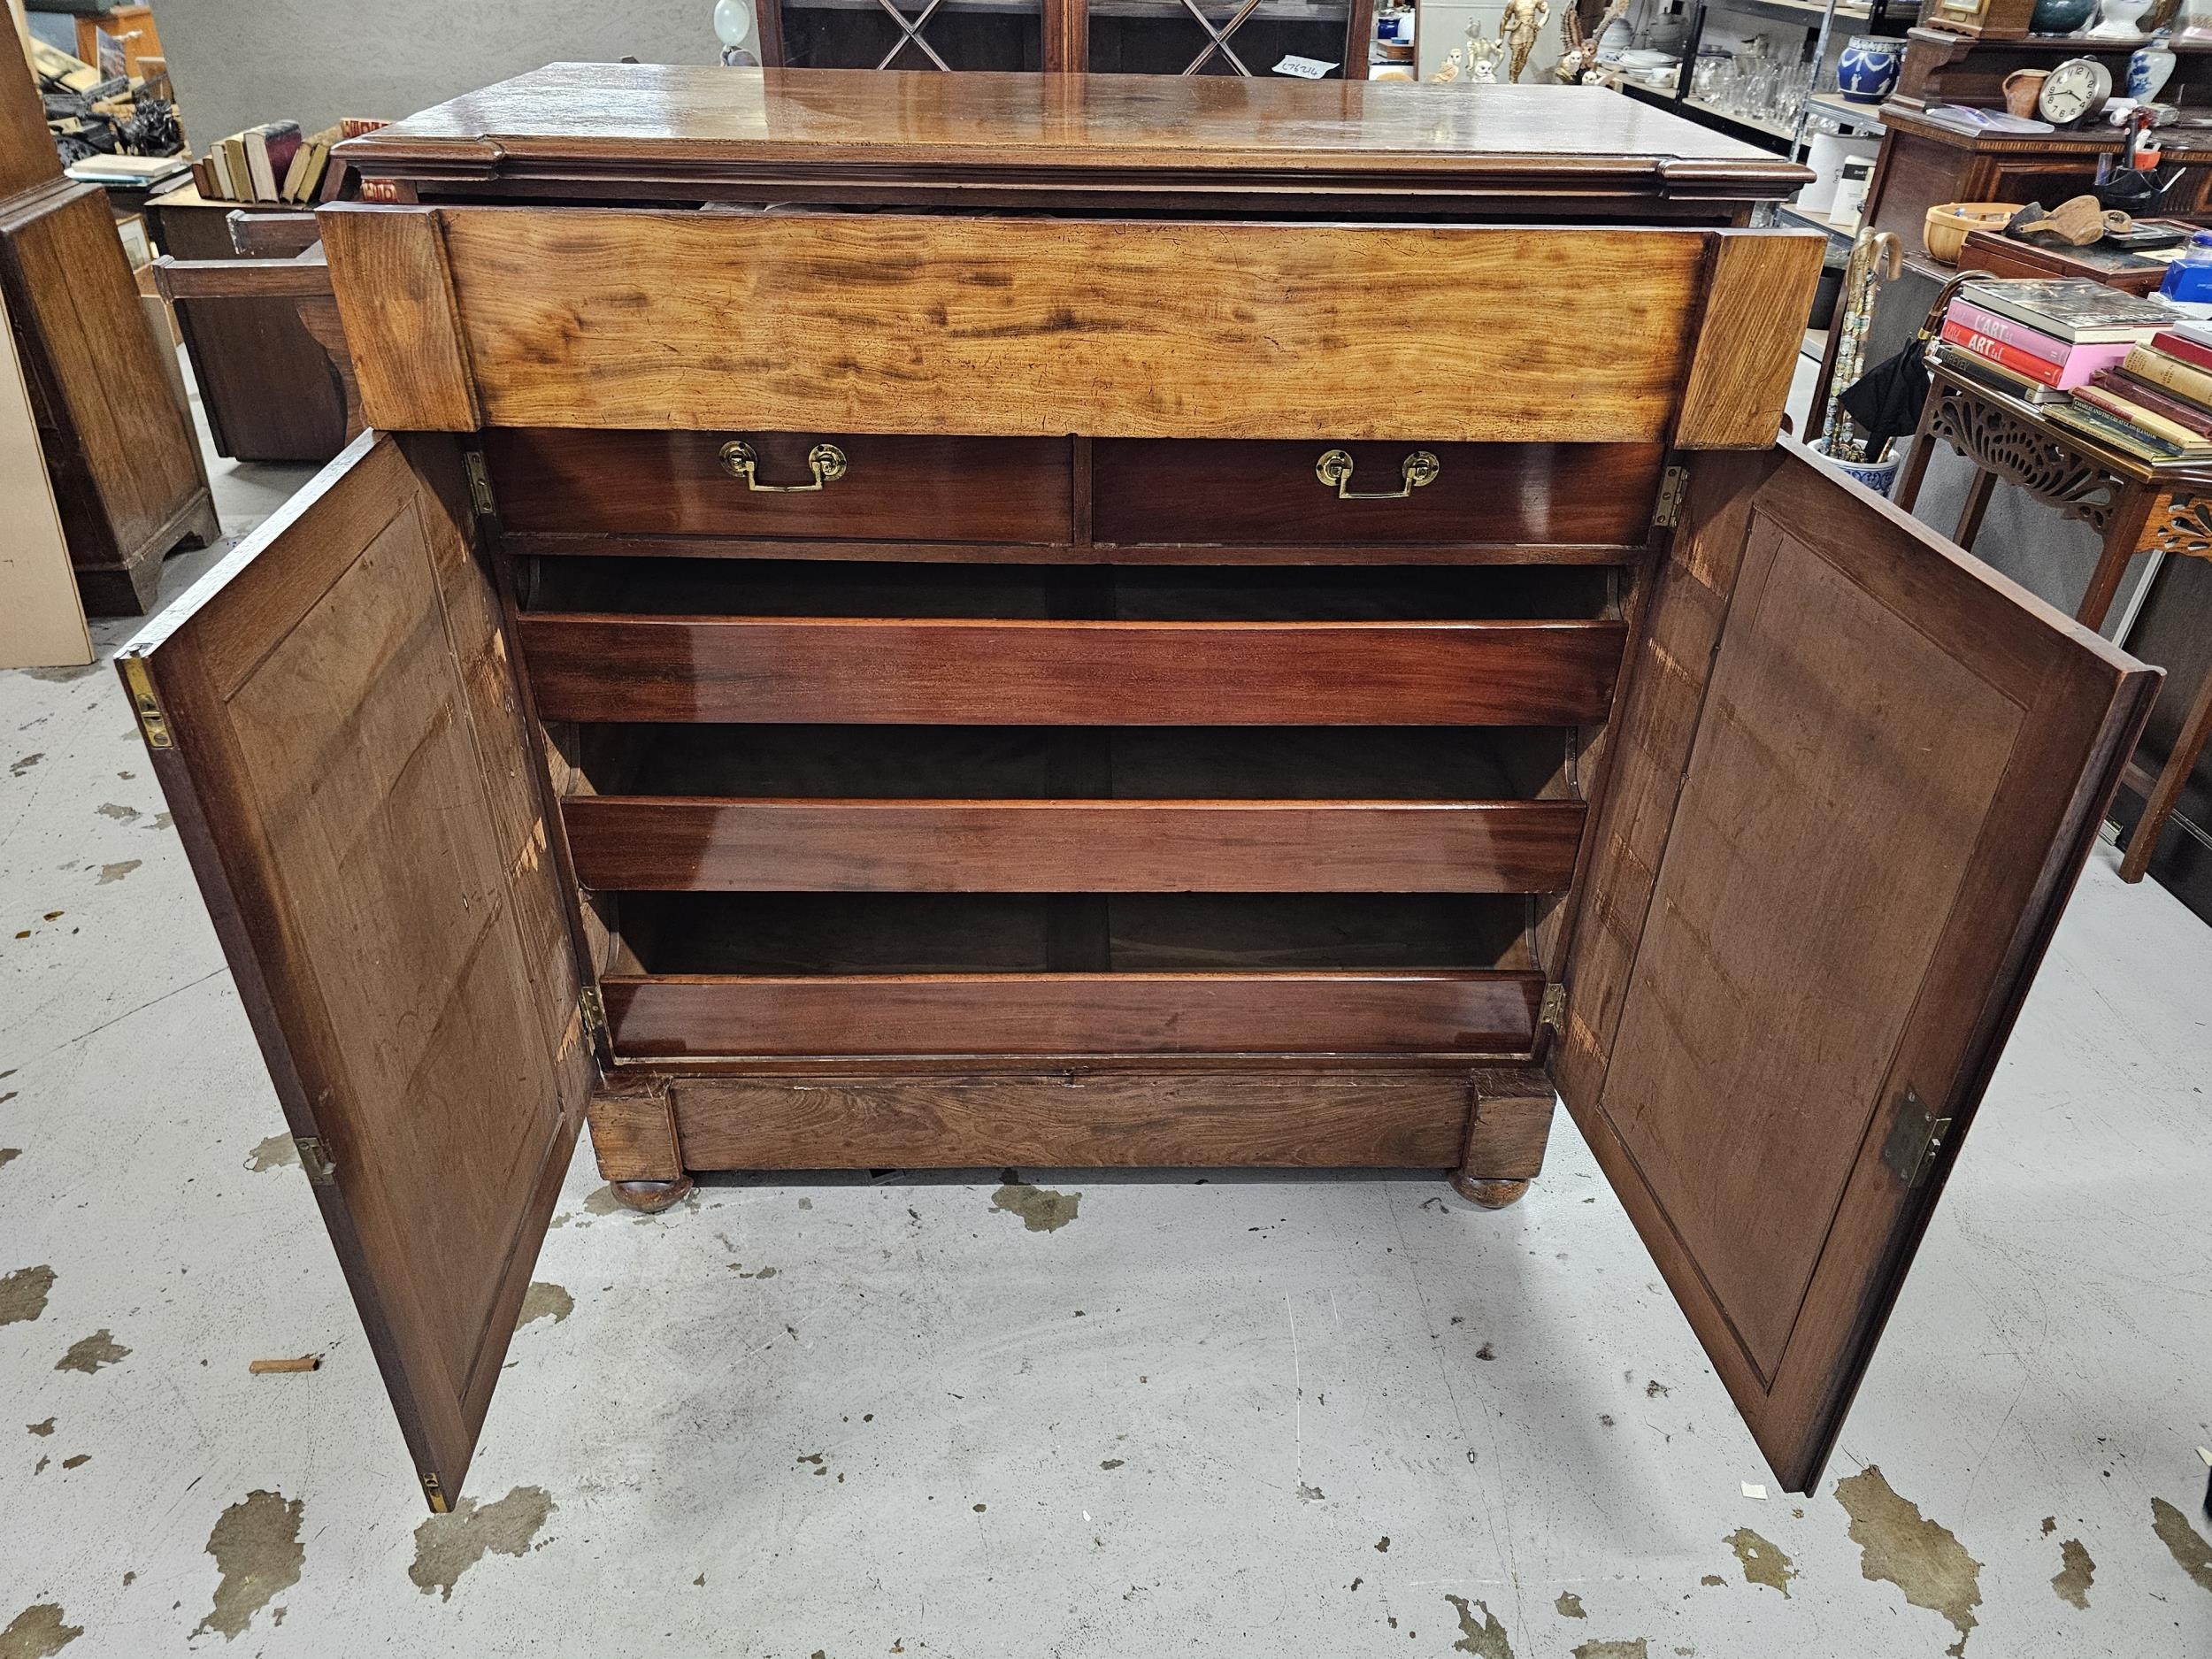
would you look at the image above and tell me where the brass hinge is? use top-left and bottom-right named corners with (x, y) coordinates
top-left (580, 986), bottom-right (607, 1045)
top-left (1879, 1084), bottom-right (1953, 1190)
top-left (421, 1472), bottom-right (449, 1513)
top-left (463, 450), bottom-right (496, 519)
top-left (1538, 982), bottom-right (1566, 1036)
top-left (1653, 465), bottom-right (1690, 528)
top-left (294, 1134), bottom-right (336, 1186)
top-left (119, 655), bottom-right (173, 749)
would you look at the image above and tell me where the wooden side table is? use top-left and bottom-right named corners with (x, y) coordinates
top-left (1894, 356), bottom-right (2212, 883)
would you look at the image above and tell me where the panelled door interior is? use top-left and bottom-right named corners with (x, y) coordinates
top-left (119, 71), bottom-right (2158, 1512)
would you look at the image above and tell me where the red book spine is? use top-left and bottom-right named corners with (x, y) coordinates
top-left (1939, 319), bottom-right (2064, 388)
top-left (2149, 329), bottom-right (2212, 374)
top-left (2096, 368), bottom-right (2212, 437)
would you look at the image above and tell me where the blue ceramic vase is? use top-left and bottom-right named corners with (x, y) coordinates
top-left (1836, 35), bottom-right (1901, 104)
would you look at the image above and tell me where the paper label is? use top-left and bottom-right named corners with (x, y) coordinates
top-left (1274, 55), bottom-right (1337, 79)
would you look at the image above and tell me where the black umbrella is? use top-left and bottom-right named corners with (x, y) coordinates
top-left (1836, 270), bottom-right (1979, 455)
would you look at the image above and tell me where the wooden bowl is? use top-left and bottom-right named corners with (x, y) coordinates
top-left (1924, 201), bottom-right (2021, 266)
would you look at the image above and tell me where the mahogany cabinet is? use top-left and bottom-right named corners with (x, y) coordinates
top-left (118, 66), bottom-right (2156, 1515)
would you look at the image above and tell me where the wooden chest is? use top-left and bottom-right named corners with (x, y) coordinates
top-left (119, 67), bottom-right (2158, 1516)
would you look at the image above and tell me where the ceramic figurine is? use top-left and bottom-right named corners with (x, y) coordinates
top-left (1556, 0), bottom-right (1630, 83)
top-left (1467, 24), bottom-right (1508, 81)
top-left (1501, 0), bottom-right (1549, 83)
top-left (1431, 47), bottom-right (1466, 82)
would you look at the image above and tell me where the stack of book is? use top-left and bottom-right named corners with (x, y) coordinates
top-left (188, 121), bottom-right (343, 204)
top-left (1935, 279), bottom-right (2212, 464)
top-left (2102, 325), bottom-right (2212, 462)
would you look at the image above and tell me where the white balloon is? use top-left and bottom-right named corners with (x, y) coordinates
top-left (713, 0), bottom-right (755, 48)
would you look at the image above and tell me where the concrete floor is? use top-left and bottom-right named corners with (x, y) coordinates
top-left (4, 388), bottom-right (2212, 1659)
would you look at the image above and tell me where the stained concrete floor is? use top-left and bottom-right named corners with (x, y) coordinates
top-left (4, 382), bottom-right (2212, 1659)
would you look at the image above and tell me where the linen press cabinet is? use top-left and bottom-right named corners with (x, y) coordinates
top-left (118, 67), bottom-right (2159, 1513)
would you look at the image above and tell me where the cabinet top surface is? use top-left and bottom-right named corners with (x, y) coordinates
top-left (341, 65), bottom-right (1806, 196)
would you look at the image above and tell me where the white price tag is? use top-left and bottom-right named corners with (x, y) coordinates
top-left (1274, 55), bottom-right (1337, 79)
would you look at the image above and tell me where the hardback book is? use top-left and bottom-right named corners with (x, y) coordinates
top-left (243, 121), bottom-right (301, 202)
top-left (65, 154), bottom-right (189, 184)
top-left (282, 126), bottom-right (342, 202)
top-left (1945, 296), bottom-right (2070, 366)
top-left (2096, 367), bottom-right (2212, 438)
top-left (1935, 342), bottom-right (2072, 404)
top-left (2070, 383), bottom-right (2212, 455)
top-left (1939, 318), bottom-right (2131, 389)
top-left (2123, 343), bottom-right (2212, 411)
top-left (2148, 328), bottom-right (2212, 376)
top-left (1961, 279), bottom-right (2182, 344)
top-left (2045, 398), bottom-right (2190, 463)
top-left (219, 134), bottom-right (252, 204)
top-left (298, 126), bottom-right (346, 200)
top-left (262, 124), bottom-right (304, 196)
top-left (2171, 319), bottom-right (2212, 352)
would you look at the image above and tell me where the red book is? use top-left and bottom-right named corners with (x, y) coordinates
top-left (1939, 318), bottom-right (2128, 390)
top-left (2149, 328), bottom-right (2212, 374)
top-left (2097, 368), bottom-right (2212, 438)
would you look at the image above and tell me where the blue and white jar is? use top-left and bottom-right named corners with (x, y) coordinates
top-left (2130, 31), bottom-right (2178, 103)
top-left (1836, 35), bottom-right (1902, 104)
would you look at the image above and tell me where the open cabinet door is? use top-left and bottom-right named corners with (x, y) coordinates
top-left (119, 432), bottom-right (593, 1511)
top-left (1558, 440), bottom-right (2158, 1495)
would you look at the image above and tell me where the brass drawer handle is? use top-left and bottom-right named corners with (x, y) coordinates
top-left (719, 440), bottom-right (849, 493)
top-left (1315, 448), bottom-right (1440, 500)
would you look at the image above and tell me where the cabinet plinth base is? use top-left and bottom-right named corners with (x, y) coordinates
top-left (610, 1177), bottom-right (694, 1213)
top-left (1449, 1174), bottom-right (1532, 1209)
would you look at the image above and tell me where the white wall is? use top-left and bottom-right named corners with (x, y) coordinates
top-left (150, 0), bottom-right (733, 150)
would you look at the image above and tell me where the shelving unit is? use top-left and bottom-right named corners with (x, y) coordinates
top-left (1608, 0), bottom-right (1915, 157)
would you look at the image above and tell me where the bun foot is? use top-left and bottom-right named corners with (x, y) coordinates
top-left (610, 1176), bottom-right (694, 1214)
top-left (1449, 1175), bottom-right (1530, 1210)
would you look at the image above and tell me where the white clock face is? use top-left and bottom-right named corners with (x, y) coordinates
top-left (2039, 58), bottom-right (2112, 125)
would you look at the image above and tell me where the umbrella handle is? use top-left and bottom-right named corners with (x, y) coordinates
top-left (1914, 270), bottom-right (1981, 349)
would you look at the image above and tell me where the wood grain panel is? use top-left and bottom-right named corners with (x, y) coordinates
top-left (1461, 1066), bottom-right (1557, 1182)
top-left (584, 1074), bottom-right (683, 1182)
top-left (503, 531), bottom-right (1640, 567)
top-left (604, 971), bottom-right (1543, 1058)
top-left (563, 797), bottom-right (1586, 892)
top-left (319, 205), bottom-right (480, 431)
top-left (1556, 452), bottom-right (1764, 1111)
top-left (119, 433), bottom-right (588, 1509)
top-left (1673, 230), bottom-right (1827, 450)
top-left (664, 1067), bottom-right (1475, 1168)
top-left (1562, 440), bottom-right (2159, 1493)
top-left (335, 205), bottom-right (1717, 441)
top-left (484, 428), bottom-right (1073, 543)
top-left (1092, 441), bottom-right (1666, 548)
top-left (337, 65), bottom-right (1810, 217)
top-left (518, 617), bottom-right (1626, 726)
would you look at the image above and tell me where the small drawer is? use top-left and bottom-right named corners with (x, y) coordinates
top-left (1092, 440), bottom-right (1665, 551)
top-left (484, 428), bottom-right (1073, 545)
